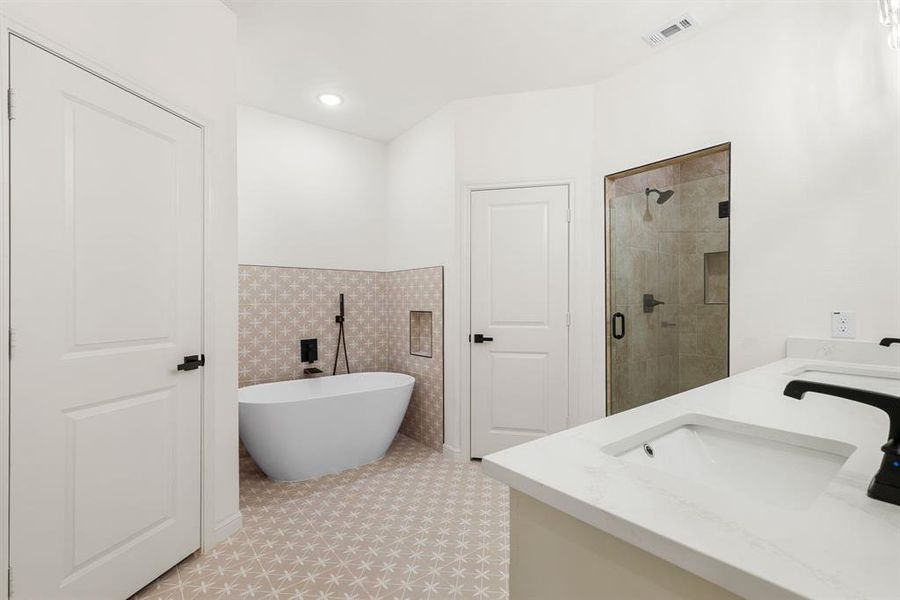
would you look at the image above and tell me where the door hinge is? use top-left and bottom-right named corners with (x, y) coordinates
top-left (8, 328), bottom-right (15, 359)
top-left (566, 207), bottom-right (572, 223)
top-left (566, 312), bottom-right (571, 327)
top-left (8, 565), bottom-right (12, 597)
top-left (7, 88), bottom-right (14, 121)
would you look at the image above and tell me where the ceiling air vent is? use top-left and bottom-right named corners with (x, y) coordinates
top-left (643, 14), bottom-right (699, 47)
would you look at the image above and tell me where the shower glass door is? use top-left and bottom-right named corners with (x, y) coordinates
top-left (605, 145), bottom-right (730, 415)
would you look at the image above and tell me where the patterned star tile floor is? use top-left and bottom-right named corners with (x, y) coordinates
top-left (133, 435), bottom-right (510, 600)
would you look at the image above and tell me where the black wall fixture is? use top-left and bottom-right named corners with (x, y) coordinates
top-left (718, 200), bottom-right (730, 218)
top-left (300, 338), bottom-right (318, 363)
top-left (332, 293), bottom-right (350, 375)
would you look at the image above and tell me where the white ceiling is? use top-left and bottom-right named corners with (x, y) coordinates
top-left (226, 1), bottom-right (747, 142)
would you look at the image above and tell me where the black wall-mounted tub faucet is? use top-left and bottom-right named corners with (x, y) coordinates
top-left (300, 338), bottom-right (318, 363)
top-left (879, 337), bottom-right (900, 347)
top-left (784, 380), bottom-right (900, 506)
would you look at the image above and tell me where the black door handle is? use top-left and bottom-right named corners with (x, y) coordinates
top-left (612, 312), bottom-right (625, 340)
top-left (473, 334), bottom-right (494, 344)
top-left (177, 354), bottom-right (205, 371)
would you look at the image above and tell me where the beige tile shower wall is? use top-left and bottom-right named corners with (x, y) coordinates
top-left (609, 165), bottom-right (678, 414)
top-left (608, 150), bottom-right (729, 413)
top-left (669, 157), bottom-right (729, 394)
top-left (238, 264), bottom-right (444, 451)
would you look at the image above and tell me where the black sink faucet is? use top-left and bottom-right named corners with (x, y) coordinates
top-left (784, 380), bottom-right (900, 506)
top-left (879, 337), bottom-right (900, 347)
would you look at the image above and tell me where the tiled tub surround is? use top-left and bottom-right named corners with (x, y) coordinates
top-left (238, 265), bottom-right (444, 450)
top-left (608, 149), bottom-right (729, 414)
top-left (239, 266), bottom-right (385, 381)
top-left (384, 269), bottom-right (444, 449)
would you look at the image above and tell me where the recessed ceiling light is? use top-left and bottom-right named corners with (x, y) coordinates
top-left (318, 93), bottom-right (343, 106)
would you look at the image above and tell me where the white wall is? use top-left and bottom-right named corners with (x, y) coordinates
top-left (591, 0), bottom-right (900, 409)
top-left (0, 0), bottom-right (241, 546)
top-left (385, 108), bottom-right (457, 446)
top-left (387, 1), bottom-right (900, 456)
top-left (386, 108), bottom-right (456, 270)
top-left (385, 87), bottom-right (596, 455)
top-left (454, 87), bottom-right (597, 441)
top-left (238, 105), bottom-right (387, 270)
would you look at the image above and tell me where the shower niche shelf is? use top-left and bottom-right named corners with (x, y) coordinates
top-left (704, 251), bottom-right (729, 305)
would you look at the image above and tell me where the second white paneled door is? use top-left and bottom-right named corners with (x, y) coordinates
top-left (470, 185), bottom-right (569, 458)
top-left (9, 37), bottom-right (204, 599)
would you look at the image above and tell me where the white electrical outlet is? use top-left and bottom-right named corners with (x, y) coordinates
top-left (831, 311), bottom-right (856, 339)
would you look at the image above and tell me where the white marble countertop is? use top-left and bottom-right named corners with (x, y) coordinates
top-left (482, 339), bottom-right (900, 600)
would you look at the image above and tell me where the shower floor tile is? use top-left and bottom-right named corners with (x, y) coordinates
top-left (132, 435), bottom-right (510, 600)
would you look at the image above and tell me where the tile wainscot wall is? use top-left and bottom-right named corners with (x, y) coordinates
top-left (239, 265), bottom-right (444, 450)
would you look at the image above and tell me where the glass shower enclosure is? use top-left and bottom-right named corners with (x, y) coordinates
top-left (605, 144), bottom-right (731, 415)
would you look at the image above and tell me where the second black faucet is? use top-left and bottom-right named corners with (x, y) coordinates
top-left (784, 380), bottom-right (900, 507)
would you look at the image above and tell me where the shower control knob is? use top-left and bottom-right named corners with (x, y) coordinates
top-left (643, 294), bottom-right (665, 313)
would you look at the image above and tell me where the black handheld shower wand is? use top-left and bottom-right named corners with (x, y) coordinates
top-left (332, 293), bottom-right (350, 375)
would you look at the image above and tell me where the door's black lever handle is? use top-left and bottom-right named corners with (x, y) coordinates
top-left (177, 354), bottom-right (205, 371)
top-left (472, 334), bottom-right (494, 344)
top-left (879, 337), bottom-right (900, 347)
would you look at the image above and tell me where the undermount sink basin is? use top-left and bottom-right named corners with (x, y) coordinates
top-left (603, 415), bottom-right (856, 510)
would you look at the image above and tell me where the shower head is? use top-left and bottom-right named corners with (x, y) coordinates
top-left (646, 187), bottom-right (675, 204)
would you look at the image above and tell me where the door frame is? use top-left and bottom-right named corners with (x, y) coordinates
top-left (0, 21), bottom-right (224, 598)
top-left (459, 180), bottom-right (575, 460)
top-left (603, 143), bottom-right (732, 416)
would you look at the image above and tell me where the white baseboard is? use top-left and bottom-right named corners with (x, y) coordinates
top-left (443, 443), bottom-right (467, 461)
top-left (208, 510), bottom-right (243, 549)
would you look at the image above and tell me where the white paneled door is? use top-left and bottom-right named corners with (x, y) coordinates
top-left (470, 185), bottom-right (569, 458)
top-left (9, 37), bottom-right (203, 599)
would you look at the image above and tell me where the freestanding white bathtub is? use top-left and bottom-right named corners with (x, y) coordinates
top-left (239, 372), bottom-right (414, 482)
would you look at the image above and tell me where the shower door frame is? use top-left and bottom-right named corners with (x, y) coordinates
top-left (603, 142), bottom-right (732, 417)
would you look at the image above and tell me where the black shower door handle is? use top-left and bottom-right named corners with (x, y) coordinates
top-left (612, 312), bottom-right (625, 340)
